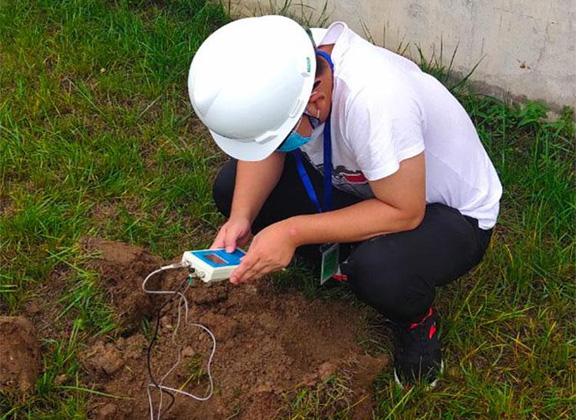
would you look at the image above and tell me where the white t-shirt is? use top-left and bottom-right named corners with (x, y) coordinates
top-left (302, 23), bottom-right (502, 229)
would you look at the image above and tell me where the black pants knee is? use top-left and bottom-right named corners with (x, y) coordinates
top-left (342, 204), bottom-right (492, 323)
top-left (213, 158), bottom-right (492, 324)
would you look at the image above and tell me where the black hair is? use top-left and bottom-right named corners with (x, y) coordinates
top-left (315, 55), bottom-right (328, 77)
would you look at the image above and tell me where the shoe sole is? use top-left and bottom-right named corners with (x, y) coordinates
top-left (394, 360), bottom-right (444, 390)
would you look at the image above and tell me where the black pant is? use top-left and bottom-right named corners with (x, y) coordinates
top-left (213, 155), bottom-right (492, 323)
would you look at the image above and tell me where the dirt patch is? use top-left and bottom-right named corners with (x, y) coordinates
top-left (77, 240), bottom-right (390, 419)
top-left (0, 316), bottom-right (42, 396)
top-left (0, 194), bottom-right (12, 215)
top-left (80, 238), bottom-right (170, 329)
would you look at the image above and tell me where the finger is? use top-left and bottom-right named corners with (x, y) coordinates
top-left (231, 254), bottom-right (266, 284)
top-left (242, 264), bottom-right (267, 283)
top-left (237, 263), bottom-right (262, 284)
top-left (237, 259), bottom-right (271, 284)
top-left (210, 227), bottom-right (228, 250)
top-left (230, 258), bottom-right (251, 285)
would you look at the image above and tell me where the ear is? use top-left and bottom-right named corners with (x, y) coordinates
top-left (306, 71), bottom-right (332, 121)
top-left (307, 88), bottom-right (327, 118)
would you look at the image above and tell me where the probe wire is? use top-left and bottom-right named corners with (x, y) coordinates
top-left (142, 264), bottom-right (217, 420)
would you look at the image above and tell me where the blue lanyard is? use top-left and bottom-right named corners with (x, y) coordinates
top-left (292, 117), bottom-right (333, 213)
top-left (292, 49), bottom-right (334, 213)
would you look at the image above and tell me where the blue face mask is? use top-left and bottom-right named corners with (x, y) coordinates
top-left (277, 112), bottom-right (321, 153)
top-left (276, 130), bottom-right (311, 153)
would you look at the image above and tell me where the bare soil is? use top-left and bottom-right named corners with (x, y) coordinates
top-left (17, 239), bottom-right (391, 419)
top-left (0, 316), bottom-right (41, 395)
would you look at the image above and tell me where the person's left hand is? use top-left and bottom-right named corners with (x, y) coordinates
top-left (230, 222), bottom-right (296, 285)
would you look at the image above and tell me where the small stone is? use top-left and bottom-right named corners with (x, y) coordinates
top-left (54, 374), bottom-right (68, 386)
top-left (83, 341), bottom-right (125, 377)
top-left (116, 338), bottom-right (126, 350)
top-left (94, 403), bottom-right (117, 419)
top-left (318, 361), bottom-right (338, 381)
top-left (24, 302), bottom-right (40, 315)
top-left (160, 316), bottom-right (173, 330)
top-left (182, 346), bottom-right (196, 358)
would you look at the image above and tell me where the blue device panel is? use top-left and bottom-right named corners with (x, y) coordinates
top-left (192, 248), bottom-right (245, 267)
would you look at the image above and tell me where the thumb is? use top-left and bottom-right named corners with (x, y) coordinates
top-left (223, 234), bottom-right (237, 253)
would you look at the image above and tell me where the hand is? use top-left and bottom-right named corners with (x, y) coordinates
top-left (230, 221), bottom-right (297, 285)
top-left (211, 216), bottom-right (252, 253)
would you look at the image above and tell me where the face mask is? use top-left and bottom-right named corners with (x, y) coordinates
top-left (277, 109), bottom-right (322, 153)
top-left (276, 130), bottom-right (311, 152)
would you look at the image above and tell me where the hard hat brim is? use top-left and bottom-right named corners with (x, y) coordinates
top-left (210, 129), bottom-right (287, 162)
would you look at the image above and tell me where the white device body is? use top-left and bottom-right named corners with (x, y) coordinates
top-left (181, 248), bottom-right (245, 283)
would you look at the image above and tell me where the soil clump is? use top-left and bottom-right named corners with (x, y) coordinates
top-left (0, 316), bottom-right (42, 396)
top-left (81, 238), bottom-right (167, 329)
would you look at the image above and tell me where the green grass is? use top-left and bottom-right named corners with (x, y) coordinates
top-left (0, 0), bottom-right (228, 417)
top-left (1, 1), bottom-right (574, 419)
top-left (280, 375), bottom-right (354, 420)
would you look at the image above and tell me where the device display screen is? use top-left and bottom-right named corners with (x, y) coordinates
top-left (203, 253), bottom-right (228, 265)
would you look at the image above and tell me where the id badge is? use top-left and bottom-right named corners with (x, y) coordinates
top-left (320, 243), bottom-right (339, 285)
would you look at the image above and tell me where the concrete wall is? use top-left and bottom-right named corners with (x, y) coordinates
top-left (227, 0), bottom-right (576, 110)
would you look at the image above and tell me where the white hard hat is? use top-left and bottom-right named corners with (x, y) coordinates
top-left (188, 16), bottom-right (316, 161)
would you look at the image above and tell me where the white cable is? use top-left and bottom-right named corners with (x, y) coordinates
top-left (154, 287), bottom-right (190, 420)
top-left (142, 263), bottom-right (186, 296)
top-left (142, 264), bottom-right (217, 420)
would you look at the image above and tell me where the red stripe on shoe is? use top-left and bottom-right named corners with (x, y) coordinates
top-left (429, 323), bottom-right (437, 340)
top-left (409, 308), bottom-right (435, 330)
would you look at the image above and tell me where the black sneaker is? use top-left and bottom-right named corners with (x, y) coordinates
top-left (392, 307), bottom-right (443, 388)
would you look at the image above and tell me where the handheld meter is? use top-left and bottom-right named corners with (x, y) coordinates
top-left (181, 248), bottom-right (245, 282)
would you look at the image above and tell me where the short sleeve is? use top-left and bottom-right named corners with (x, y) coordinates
top-left (342, 82), bottom-right (426, 181)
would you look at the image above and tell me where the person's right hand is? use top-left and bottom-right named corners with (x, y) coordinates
top-left (210, 216), bottom-right (252, 253)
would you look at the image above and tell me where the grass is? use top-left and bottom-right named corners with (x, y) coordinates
top-left (180, 353), bottom-right (210, 391)
top-left (0, 0), bottom-right (229, 417)
top-left (1, 1), bottom-right (574, 419)
top-left (280, 375), bottom-right (354, 420)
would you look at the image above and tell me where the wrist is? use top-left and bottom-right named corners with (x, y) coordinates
top-left (229, 209), bottom-right (255, 225)
top-left (276, 217), bottom-right (306, 248)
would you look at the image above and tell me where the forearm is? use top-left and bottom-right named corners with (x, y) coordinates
top-left (279, 198), bottom-right (424, 246)
top-left (230, 152), bottom-right (285, 223)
